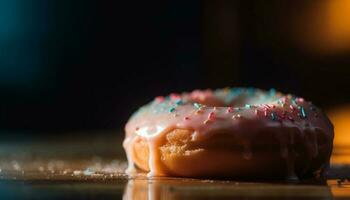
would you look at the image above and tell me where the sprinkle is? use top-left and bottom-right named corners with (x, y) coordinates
top-left (227, 107), bottom-right (233, 113)
top-left (213, 107), bottom-right (217, 110)
top-left (264, 110), bottom-right (268, 117)
top-left (208, 112), bottom-right (215, 120)
top-left (169, 107), bottom-right (176, 113)
top-left (235, 107), bottom-right (241, 111)
top-left (237, 114), bottom-right (241, 118)
top-left (300, 106), bottom-right (307, 119)
top-left (203, 119), bottom-right (209, 124)
top-left (289, 105), bottom-right (294, 110)
top-left (272, 105), bottom-right (276, 109)
top-left (245, 104), bottom-right (251, 109)
top-left (175, 99), bottom-right (183, 105)
top-left (297, 98), bottom-right (304, 103)
top-left (271, 112), bottom-right (277, 121)
top-left (173, 114), bottom-right (179, 117)
top-left (193, 103), bottom-right (201, 109)
top-left (292, 99), bottom-right (297, 105)
top-left (184, 116), bottom-right (190, 120)
top-left (255, 109), bottom-right (258, 115)
top-left (135, 127), bottom-right (139, 131)
top-left (155, 96), bottom-right (165, 102)
top-left (264, 104), bottom-right (271, 109)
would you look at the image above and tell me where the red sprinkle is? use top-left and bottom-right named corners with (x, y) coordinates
top-left (208, 112), bottom-right (215, 120)
top-left (184, 116), bottom-right (190, 120)
top-left (227, 107), bottom-right (233, 113)
top-left (135, 127), bottom-right (139, 131)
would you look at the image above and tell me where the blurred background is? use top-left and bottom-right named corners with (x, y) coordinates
top-left (0, 0), bottom-right (349, 148)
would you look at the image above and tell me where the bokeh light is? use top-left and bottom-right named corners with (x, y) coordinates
top-left (328, 105), bottom-right (350, 165)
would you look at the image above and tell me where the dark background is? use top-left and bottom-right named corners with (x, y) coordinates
top-left (1, 0), bottom-right (349, 133)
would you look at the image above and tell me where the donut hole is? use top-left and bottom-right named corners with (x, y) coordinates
top-left (160, 129), bottom-right (205, 158)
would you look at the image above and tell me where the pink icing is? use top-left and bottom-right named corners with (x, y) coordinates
top-left (123, 88), bottom-right (334, 179)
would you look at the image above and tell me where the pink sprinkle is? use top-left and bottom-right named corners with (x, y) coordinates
top-left (184, 116), bottom-right (190, 120)
top-left (297, 98), bottom-right (304, 103)
top-left (255, 109), bottom-right (258, 115)
top-left (289, 105), bottom-right (294, 110)
top-left (264, 110), bottom-right (267, 117)
top-left (155, 96), bottom-right (165, 102)
top-left (227, 107), bottom-right (233, 113)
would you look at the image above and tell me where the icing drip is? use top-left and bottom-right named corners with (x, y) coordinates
top-left (123, 88), bottom-right (334, 178)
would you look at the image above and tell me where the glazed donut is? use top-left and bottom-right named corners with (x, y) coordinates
top-left (123, 88), bottom-right (334, 180)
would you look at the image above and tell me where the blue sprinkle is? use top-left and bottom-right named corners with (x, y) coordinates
top-left (175, 99), bottom-right (183, 105)
top-left (300, 106), bottom-right (307, 119)
top-left (245, 104), bottom-right (251, 108)
top-left (169, 107), bottom-right (176, 113)
top-left (271, 112), bottom-right (277, 121)
top-left (193, 103), bottom-right (201, 109)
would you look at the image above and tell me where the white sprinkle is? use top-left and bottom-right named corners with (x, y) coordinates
top-left (83, 168), bottom-right (95, 176)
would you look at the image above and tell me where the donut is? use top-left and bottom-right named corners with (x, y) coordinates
top-left (123, 88), bottom-right (334, 180)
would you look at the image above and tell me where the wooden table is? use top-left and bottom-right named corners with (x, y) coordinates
top-left (0, 131), bottom-right (349, 199)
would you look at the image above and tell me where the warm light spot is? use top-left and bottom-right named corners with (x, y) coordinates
top-left (293, 0), bottom-right (350, 53)
top-left (328, 105), bottom-right (350, 165)
top-left (328, 180), bottom-right (350, 198)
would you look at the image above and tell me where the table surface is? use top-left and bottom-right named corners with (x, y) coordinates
top-left (0, 131), bottom-right (349, 200)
